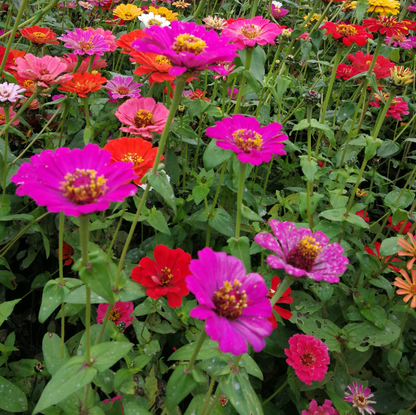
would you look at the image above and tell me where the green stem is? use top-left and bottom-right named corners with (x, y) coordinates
top-left (185, 329), bottom-right (208, 372)
top-left (193, 0), bottom-right (208, 20)
top-left (260, 158), bottom-right (273, 205)
top-left (58, 212), bottom-right (65, 359)
top-left (231, 355), bottom-right (242, 371)
top-left (270, 275), bottom-right (295, 306)
top-left (235, 162), bottom-right (248, 239)
top-left (1, 108), bottom-right (10, 206)
top-left (394, 306), bottom-right (409, 349)
top-left (306, 105), bottom-right (314, 230)
top-left (200, 376), bottom-right (217, 415)
top-left (262, 379), bottom-right (288, 406)
top-left (234, 47), bottom-right (253, 114)
top-left (83, 97), bottom-right (91, 129)
top-left (86, 54), bottom-right (95, 73)
top-left (249, 0), bottom-right (259, 18)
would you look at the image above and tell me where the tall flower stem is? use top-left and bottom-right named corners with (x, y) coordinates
top-left (1, 108), bottom-right (10, 206)
top-left (249, 0), bottom-right (259, 18)
top-left (270, 275), bottom-right (295, 306)
top-left (262, 379), bottom-right (288, 406)
top-left (0, 0), bottom-right (28, 77)
top-left (393, 304), bottom-right (409, 349)
top-left (185, 329), bottom-right (208, 372)
top-left (235, 162), bottom-right (248, 239)
top-left (58, 212), bottom-right (66, 358)
top-left (200, 375), bottom-right (217, 415)
top-left (234, 47), bottom-right (253, 115)
top-left (306, 105), bottom-right (314, 230)
top-left (193, 0), bottom-right (208, 20)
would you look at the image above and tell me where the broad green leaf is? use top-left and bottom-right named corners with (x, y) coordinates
top-left (228, 236), bottom-right (251, 272)
top-left (148, 171), bottom-right (177, 213)
top-left (299, 157), bottom-right (317, 182)
top-left (385, 189), bottom-right (415, 210)
top-left (0, 376), bottom-right (28, 412)
top-left (169, 339), bottom-right (220, 361)
top-left (203, 140), bottom-right (231, 170)
top-left (184, 394), bottom-right (223, 415)
top-left (344, 212), bottom-right (369, 229)
top-left (90, 342), bottom-right (133, 372)
top-left (42, 333), bottom-right (70, 376)
top-left (387, 348), bottom-right (402, 369)
top-left (310, 119), bottom-right (334, 142)
top-left (0, 299), bottom-right (20, 326)
top-left (119, 279), bottom-right (147, 302)
top-left (145, 209), bottom-right (171, 235)
top-left (319, 208), bottom-right (346, 222)
top-left (122, 395), bottom-right (153, 415)
top-left (275, 75), bottom-right (292, 101)
top-left (209, 209), bottom-right (234, 237)
top-left (380, 237), bottom-right (401, 257)
top-left (192, 185), bottom-right (210, 205)
top-left (378, 140), bottom-right (401, 158)
top-left (39, 280), bottom-right (69, 323)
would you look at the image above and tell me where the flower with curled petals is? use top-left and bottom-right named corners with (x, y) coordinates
top-left (20, 25), bottom-right (59, 46)
top-left (116, 30), bottom-right (148, 54)
top-left (364, 241), bottom-right (401, 272)
top-left (0, 107), bottom-right (19, 125)
top-left (0, 82), bottom-right (25, 105)
top-left (254, 220), bottom-right (349, 283)
top-left (59, 72), bottom-right (107, 98)
top-left (113, 4), bottom-right (143, 20)
top-left (397, 233), bottom-right (416, 269)
top-left (268, 276), bottom-right (292, 329)
top-left (367, 0), bottom-right (399, 16)
top-left (387, 217), bottom-right (413, 234)
top-left (347, 50), bottom-right (395, 79)
top-left (104, 76), bottom-right (142, 100)
top-left (186, 248), bottom-right (273, 355)
top-left (148, 6), bottom-right (178, 21)
top-left (60, 53), bottom-right (107, 74)
top-left (131, 51), bottom-right (175, 83)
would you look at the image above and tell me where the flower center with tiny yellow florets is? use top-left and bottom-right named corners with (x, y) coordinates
top-left (134, 109), bottom-right (154, 128)
top-left (301, 352), bottom-right (316, 366)
top-left (149, 18), bottom-right (162, 26)
top-left (79, 41), bottom-right (94, 52)
top-left (160, 267), bottom-right (174, 285)
top-left (232, 129), bottom-right (263, 153)
top-left (33, 32), bottom-right (46, 38)
top-left (155, 55), bottom-right (171, 65)
top-left (173, 34), bottom-right (207, 55)
top-left (390, 66), bottom-right (414, 86)
top-left (0, 114), bottom-right (5, 121)
top-left (240, 24), bottom-right (260, 39)
top-left (122, 153), bottom-right (144, 166)
top-left (353, 394), bottom-right (369, 409)
top-left (286, 236), bottom-right (322, 272)
top-left (337, 24), bottom-right (357, 36)
top-left (116, 86), bottom-right (130, 95)
top-left (60, 168), bottom-right (107, 204)
top-left (109, 308), bottom-right (122, 323)
top-left (212, 279), bottom-right (248, 320)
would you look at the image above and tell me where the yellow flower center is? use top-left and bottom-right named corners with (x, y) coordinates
top-left (173, 34), bottom-right (207, 55)
top-left (60, 168), bottom-right (107, 204)
top-left (134, 110), bottom-right (154, 128)
top-left (149, 18), bottom-right (162, 26)
top-left (116, 86), bottom-right (130, 95)
top-left (160, 267), bottom-right (174, 285)
top-left (286, 236), bottom-right (322, 272)
top-left (353, 394), bottom-right (370, 410)
top-left (109, 308), bottom-right (122, 323)
top-left (212, 279), bottom-right (247, 320)
top-left (240, 24), bottom-right (260, 39)
top-left (24, 80), bottom-right (34, 88)
top-left (301, 352), bottom-right (316, 366)
top-left (155, 54), bottom-right (171, 65)
top-left (79, 41), bottom-right (94, 52)
top-left (337, 24), bottom-right (358, 36)
top-left (122, 152), bottom-right (144, 166)
top-left (390, 66), bottom-right (414, 86)
top-left (33, 32), bottom-right (47, 38)
top-left (232, 129), bottom-right (263, 153)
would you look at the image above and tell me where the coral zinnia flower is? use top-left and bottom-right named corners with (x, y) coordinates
top-left (97, 301), bottom-right (134, 328)
top-left (131, 20), bottom-right (237, 76)
top-left (394, 269), bottom-right (416, 307)
top-left (60, 53), bottom-right (107, 73)
top-left (131, 51), bottom-right (175, 83)
top-left (186, 248), bottom-right (273, 355)
top-left (397, 233), bottom-right (416, 269)
top-left (267, 276), bottom-right (292, 329)
top-left (113, 4), bottom-right (143, 20)
top-left (370, 93), bottom-right (409, 120)
top-left (362, 16), bottom-right (409, 37)
top-left (344, 383), bottom-right (376, 415)
top-left (20, 25), bottom-right (59, 45)
top-left (302, 400), bottom-right (339, 415)
top-left (11, 144), bottom-right (136, 216)
top-left (57, 241), bottom-right (75, 266)
top-left (104, 137), bottom-right (162, 185)
top-left (321, 22), bottom-right (373, 47)
top-left (347, 50), bottom-right (395, 79)
top-left (205, 115), bottom-right (288, 166)
top-left (285, 334), bottom-right (330, 385)
top-left (59, 72), bottom-right (107, 98)
top-left (0, 107), bottom-right (19, 125)
top-left (15, 54), bottom-right (72, 88)
top-left (222, 16), bottom-right (282, 50)
top-left (104, 76), bottom-right (142, 99)
top-left (116, 30), bottom-right (148, 54)
top-left (131, 244), bottom-right (191, 307)
top-left (367, 0), bottom-right (400, 16)
top-left (364, 241), bottom-right (401, 272)
top-left (255, 220), bottom-right (349, 283)
top-left (388, 217), bottom-right (413, 234)
top-left (58, 28), bottom-right (110, 56)
top-left (115, 97), bottom-right (169, 139)
top-left (148, 6), bottom-right (178, 21)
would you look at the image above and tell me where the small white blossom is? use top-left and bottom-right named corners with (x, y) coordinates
top-left (138, 12), bottom-right (170, 28)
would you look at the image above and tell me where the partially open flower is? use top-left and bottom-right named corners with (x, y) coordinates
top-left (388, 66), bottom-right (414, 93)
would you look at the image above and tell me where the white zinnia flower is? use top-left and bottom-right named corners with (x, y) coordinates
top-left (272, 1), bottom-right (283, 7)
top-left (138, 12), bottom-right (170, 28)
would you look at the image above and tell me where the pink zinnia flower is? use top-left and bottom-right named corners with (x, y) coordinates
top-left (97, 301), bottom-right (134, 329)
top-left (205, 115), bottom-right (288, 166)
top-left (213, 62), bottom-right (236, 81)
top-left (11, 144), bottom-right (137, 216)
top-left (131, 20), bottom-right (238, 76)
top-left (15, 54), bottom-right (72, 88)
top-left (59, 2), bottom-right (76, 7)
top-left (302, 399), bottom-right (339, 415)
top-left (115, 97), bottom-right (169, 139)
top-left (186, 248), bottom-right (273, 356)
top-left (0, 82), bottom-right (25, 104)
top-left (104, 76), bottom-right (142, 99)
top-left (370, 93), bottom-right (409, 121)
top-left (285, 334), bottom-right (330, 385)
top-left (222, 16), bottom-right (282, 50)
top-left (58, 28), bottom-right (110, 56)
top-left (60, 53), bottom-right (107, 73)
top-left (270, 5), bottom-right (289, 19)
top-left (254, 220), bottom-right (349, 283)
top-left (344, 383), bottom-right (376, 415)
top-left (0, 107), bottom-right (19, 125)
top-left (87, 27), bottom-right (117, 52)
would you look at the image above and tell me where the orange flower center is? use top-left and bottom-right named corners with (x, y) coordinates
top-left (155, 54), bottom-right (171, 65)
top-left (79, 41), bottom-right (95, 52)
top-left (60, 168), bottom-right (107, 204)
top-left (0, 114), bottom-right (5, 121)
top-left (160, 267), bottom-right (174, 285)
top-left (134, 109), bottom-right (154, 128)
top-left (33, 32), bottom-right (47, 38)
top-left (286, 236), bottom-right (322, 272)
top-left (116, 86), bottom-right (130, 95)
top-left (301, 352), bottom-right (316, 366)
top-left (122, 152), bottom-right (144, 166)
top-left (337, 24), bottom-right (357, 36)
top-left (24, 80), bottom-right (34, 88)
top-left (353, 394), bottom-right (369, 409)
top-left (232, 129), bottom-right (263, 152)
top-left (240, 24), bottom-right (260, 39)
top-left (124, 12), bottom-right (133, 19)
top-left (212, 279), bottom-right (247, 320)
top-left (109, 307), bottom-right (122, 322)
top-left (173, 34), bottom-right (207, 55)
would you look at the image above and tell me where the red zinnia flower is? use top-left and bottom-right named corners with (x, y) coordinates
top-left (20, 25), bottom-right (59, 45)
top-left (185, 89), bottom-right (209, 101)
top-left (321, 22), bottom-right (373, 47)
top-left (104, 137), bottom-right (163, 185)
top-left (370, 93), bottom-right (409, 121)
top-left (347, 51), bottom-right (395, 79)
top-left (0, 46), bottom-right (15, 74)
top-left (362, 17), bottom-right (409, 37)
top-left (131, 51), bottom-right (175, 83)
top-left (364, 241), bottom-right (401, 272)
top-left (356, 209), bottom-right (370, 222)
top-left (131, 244), bottom-right (191, 308)
top-left (267, 276), bottom-right (293, 329)
top-left (388, 217), bottom-right (413, 234)
top-left (57, 241), bottom-right (75, 266)
top-left (116, 30), bottom-right (148, 54)
top-left (335, 63), bottom-right (358, 80)
top-left (58, 72), bottom-right (107, 97)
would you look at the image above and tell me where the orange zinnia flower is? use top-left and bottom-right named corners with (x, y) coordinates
top-left (394, 269), bottom-right (416, 308)
top-left (104, 137), bottom-right (163, 185)
top-left (131, 51), bottom-right (175, 83)
top-left (398, 233), bottom-right (416, 269)
top-left (20, 25), bottom-right (59, 45)
top-left (58, 72), bottom-right (107, 98)
top-left (116, 30), bottom-right (148, 54)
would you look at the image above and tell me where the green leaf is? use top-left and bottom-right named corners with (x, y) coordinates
top-left (299, 156), bottom-right (318, 182)
top-left (243, 70), bottom-right (261, 94)
top-left (378, 140), bottom-right (401, 158)
top-left (169, 339), bottom-right (220, 361)
top-left (241, 354), bottom-right (263, 380)
top-left (0, 376), bottom-right (28, 412)
top-left (209, 209), bottom-right (235, 237)
top-left (380, 237), bottom-right (401, 256)
top-left (42, 332), bottom-right (70, 376)
top-left (192, 185), bottom-right (210, 206)
top-left (122, 395), bottom-right (153, 415)
top-left (145, 366), bottom-right (159, 409)
top-left (83, 126), bottom-right (94, 145)
top-left (203, 140), bottom-right (231, 170)
top-left (360, 305), bottom-right (386, 329)
top-left (365, 136), bottom-right (383, 160)
top-left (33, 356), bottom-right (97, 414)
top-left (275, 75), bottom-right (291, 101)
top-left (148, 171), bottom-right (177, 213)
top-left (240, 205), bottom-right (263, 222)
top-left (0, 299), bottom-right (20, 326)
top-left (310, 119), bottom-right (334, 142)
top-left (318, 208), bottom-right (346, 222)
top-left (240, 46), bottom-right (265, 83)
top-left (385, 189), bottom-right (415, 210)
top-left (39, 280), bottom-right (69, 323)
top-left (119, 279), bottom-right (147, 302)
top-left (187, 100), bottom-right (210, 118)
top-left (387, 348), bottom-right (402, 369)
top-left (313, 221), bottom-right (342, 239)
top-left (337, 101), bottom-right (356, 122)
top-left (355, 0), bottom-right (368, 22)
top-left (228, 236), bottom-right (251, 272)
top-left (90, 342), bottom-right (133, 372)
top-left (344, 212), bottom-right (369, 229)
top-left (146, 209), bottom-right (171, 235)
top-left (184, 395), bottom-right (223, 415)
top-left (292, 119), bottom-right (310, 132)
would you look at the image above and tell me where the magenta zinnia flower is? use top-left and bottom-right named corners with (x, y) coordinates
top-left (97, 301), bottom-right (134, 328)
top-left (205, 115), bottom-right (288, 166)
top-left (0, 82), bottom-right (25, 104)
top-left (131, 20), bottom-right (238, 76)
top-left (344, 383), bottom-right (376, 415)
top-left (87, 27), bottom-right (117, 52)
top-left (222, 16), bottom-right (282, 50)
top-left (254, 220), bottom-right (348, 283)
top-left (58, 28), bottom-right (110, 56)
top-left (115, 97), bottom-right (169, 139)
top-left (11, 144), bottom-right (137, 216)
top-left (302, 400), bottom-right (339, 415)
top-left (104, 76), bottom-right (142, 99)
top-left (270, 5), bottom-right (289, 19)
top-left (186, 248), bottom-right (273, 356)
top-left (285, 334), bottom-right (330, 385)
top-left (15, 54), bottom-right (72, 88)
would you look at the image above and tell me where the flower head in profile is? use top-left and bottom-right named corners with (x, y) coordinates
top-left (186, 248), bottom-right (273, 355)
top-left (285, 334), bottom-right (330, 385)
top-left (11, 144), bottom-right (136, 216)
top-left (131, 245), bottom-right (191, 307)
top-left (97, 301), bottom-right (134, 328)
top-left (148, 6), bottom-right (178, 21)
top-left (104, 137), bottom-right (163, 185)
top-left (362, 16), bottom-right (408, 37)
top-left (116, 30), bottom-right (148, 54)
top-left (388, 217), bottom-right (413, 234)
top-left (347, 50), bottom-right (395, 79)
top-left (131, 20), bottom-right (237, 76)
top-left (115, 97), bottom-right (169, 139)
top-left (0, 82), bottom-right (25, 105)
top-left (20, 25), bottom-right (59, 46)
top-left (364, 241), bottom-right (401, 272)
top-left (268, 276), bottom-right (292, 329)
top-left (222, 16), bottom-right (282, 50)
top-left (205, 115), bottom-right (288, 166)
top-left (104, 76), bottom-right (142, 100)
top-left (344, 383), bottom-right (376, 415)
top-left (255, 221), bottom-right (349, 283)
top-left (139, 12), bottom-right (171, 28)
top-left (370, 93), bottom-right (409, 120)
top-left (302, 399), bottom-right (339, 415)
top-left (58, 28), bottom-right (110, 56)
top-left (397, 233), bottom-right (416, 269)
top-left (203, 15), bottom-right (228, 31)
top-left (269, 3), bottom-right (289, 19)
top-left (321, 22), bottom-right (373, 47)
top-left (367, 0), bottom-right (400, 16)
top-left (131, 51), bottom-right (175, 83)
top-left (59, 72), bottom-right (107, 98)
top-left (113, 3), bottom-right (143, 20)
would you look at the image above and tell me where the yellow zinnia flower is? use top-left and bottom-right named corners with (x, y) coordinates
top-left (148, 6), bottom-right (178, 21)
top-left (367, 0), bottom-right (400, 16)
top-left (113, 4), bottom-right (143, 21)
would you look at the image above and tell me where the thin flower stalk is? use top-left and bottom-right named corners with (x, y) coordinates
top-left (234, 47), bottom-right (253, 115)
top-left (58, 212), bottom-right (65, 358)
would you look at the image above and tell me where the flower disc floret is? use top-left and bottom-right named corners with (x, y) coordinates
top-left (173, 34), bottom-right (207, 54)
top-left (344, 383), bottom-right (376, 415)
top-left (213, 280), bottom-right (248, 319)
